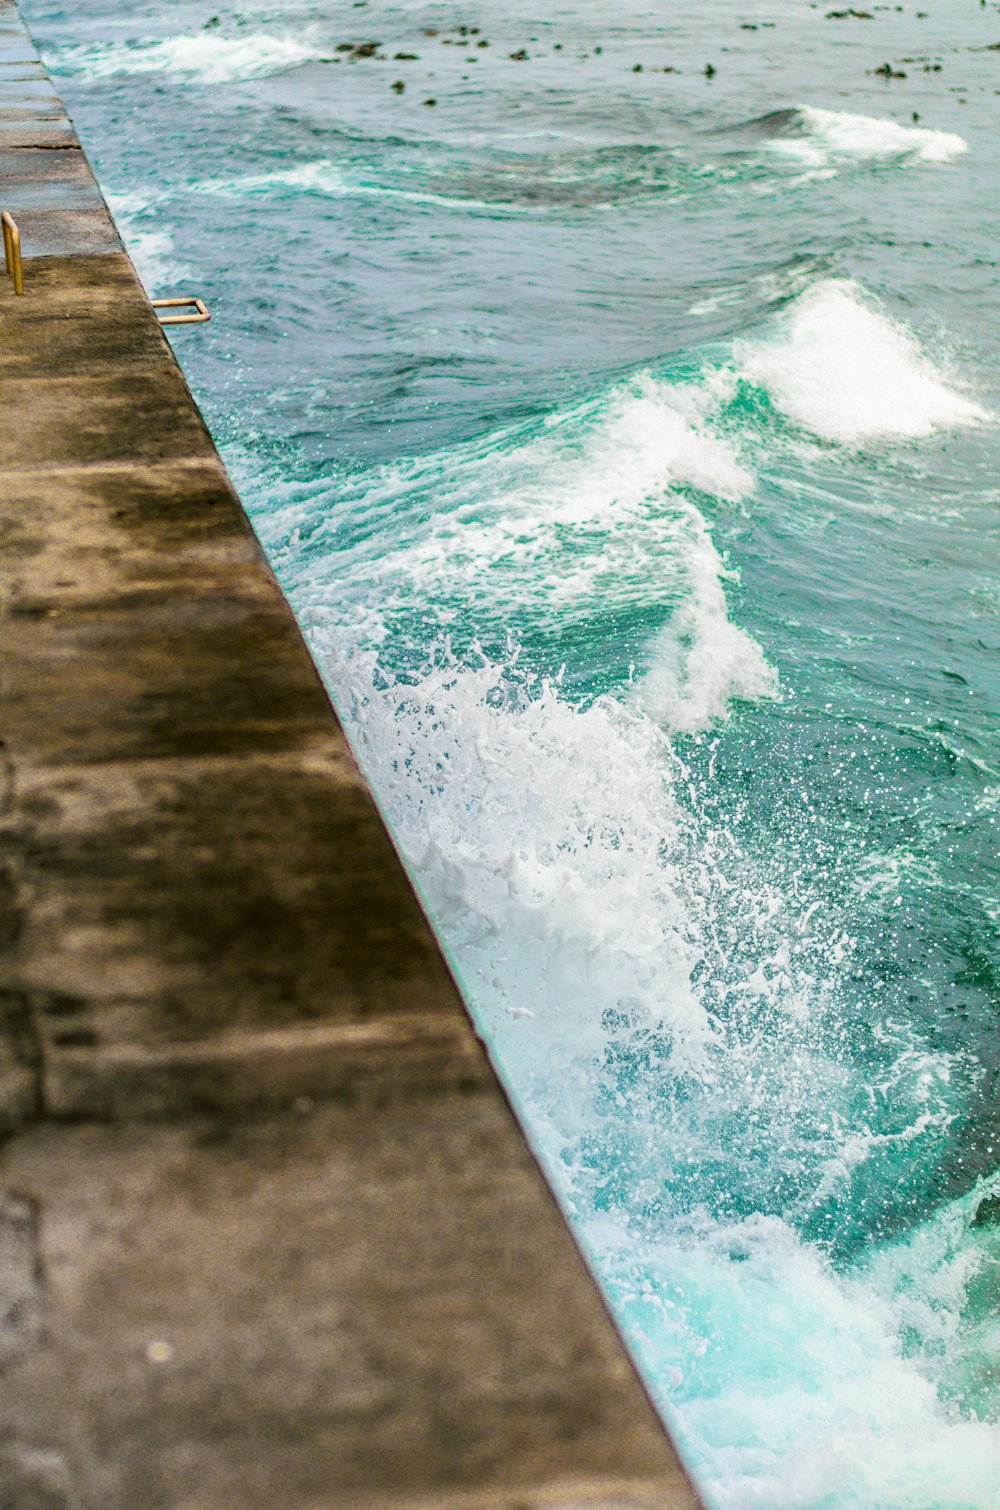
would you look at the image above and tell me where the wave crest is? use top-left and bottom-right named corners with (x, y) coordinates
top-left (736, 279), bottom-right (988, 444)
top-left (763, 104), bottom-right (968, 171)
top-left (52, 31), bottom-right (320, 84)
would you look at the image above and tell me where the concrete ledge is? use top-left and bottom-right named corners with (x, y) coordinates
top-left (0, 1108), bottom-right (696, 1510)
top-left (0, 258), bottom-right (165, 373)
top-left (0, 2), bottom-right (699, 1505)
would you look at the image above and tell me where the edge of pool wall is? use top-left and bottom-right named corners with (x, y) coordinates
top-left (0, 5), bottom-right (701, 1508)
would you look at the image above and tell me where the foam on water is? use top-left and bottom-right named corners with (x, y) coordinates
top-left (267, 280), bottom-right (999, 1502)
top-left (767, 106), bottom-right (968, 172)
top-left (189, 159), bottom-right (530, 216)
top-left (266, 281), bottom-right (988, 739)
top-left (104, 190), bottom-right (189, 293)
top-left (302, 631), bottom-right (999, 1507)
top-left (596, 1199), bottom-right (1000, 1509)
top-left (736, 279), bottom-right (989, 445)
top-left (635, 517), bottom-right (777, 734)
top-left (267, 370), bottom-right (774, 732)
top-left (328, 643), bottom-right (716, 1060)
top-left (51, 31), bottom-right (320, 84)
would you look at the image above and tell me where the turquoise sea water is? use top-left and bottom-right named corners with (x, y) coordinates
top-left (21, 0), bottom-right (1000, 1502)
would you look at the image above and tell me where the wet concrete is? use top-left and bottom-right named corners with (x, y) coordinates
top-left (0, 3), bottom-right (699, 1505)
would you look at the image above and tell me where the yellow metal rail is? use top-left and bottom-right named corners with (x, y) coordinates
top-left (2, 211), bottom-right (23, 295)
top-left (152, 296), bottom-right (211, 326)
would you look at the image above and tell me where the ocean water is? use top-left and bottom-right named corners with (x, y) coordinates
top-left (20, 0), bottom-right (1000, 1503)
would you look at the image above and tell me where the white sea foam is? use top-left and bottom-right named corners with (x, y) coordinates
top-left (305, 628), bottom-right (998, 1508)
top-left (191, 162), bottom-right (355, 202)
top-left (596, 1200), bottom-right (1000, 1510)
top-left (191, 159), bottom-right (534, 216)
top-left (314, 634), bottom-right (951, 1124)
top-left (268, 373), bottom-right (774, 735)
top-left (326, 644), bottom-right (717, 1065)
top-left (737, 279), bottom-right (989, 444)
top-left (105, 191), bottom-right (189, 294)
top-left (770, 106), bottom-right (968, 171)
top-left (314, 637), bottom-right (825, 1082)
top-left (266, 284), bottom-right (984, 743)
top-left (635, 518), bottom-right (777, 734)
top-left (53, 32), bottom-right (319, 85)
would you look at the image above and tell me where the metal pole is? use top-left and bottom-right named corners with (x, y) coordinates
top-left (2, 212), bottom-right (24, 294)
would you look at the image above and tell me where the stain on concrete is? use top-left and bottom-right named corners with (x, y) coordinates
top-left (0, 1190), bottom-right (42, 1364)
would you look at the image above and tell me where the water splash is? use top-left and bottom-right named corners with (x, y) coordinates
top-left (736, 280), bottom-right (988, 445)
top-left (314, 633), bottom-right (995, 1508)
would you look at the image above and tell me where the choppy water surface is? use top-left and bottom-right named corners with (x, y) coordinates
top-left (21, 0), bottom-right (1000, 1502)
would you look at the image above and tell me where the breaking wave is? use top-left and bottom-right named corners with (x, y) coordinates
top-left (759, 105), bottom-right (968, 172)
top-left (263, 280), bottom-right (986, 748)
top-left (265, 368), bottom-right (775, 735)
top-left (50, 31), bottom-right (321, 85)
top-left (249, 274), bottom-right (996, 1506)
top-left (735, 279), bottom-right (988, 445)
top-left (307, 632), bottom-right (997, 1509)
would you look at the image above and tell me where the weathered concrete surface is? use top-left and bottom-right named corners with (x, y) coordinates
top-left (0, 1109), bottom-right (688, 1510)
top-left (0, 3), bottom-right (700, 1506)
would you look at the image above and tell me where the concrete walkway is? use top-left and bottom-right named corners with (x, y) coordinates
top-left (0, 4), bottom-right (700, 1506)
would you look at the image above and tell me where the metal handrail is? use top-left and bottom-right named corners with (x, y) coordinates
top-left (1, 218), bottom-right (212, 322)
top-left (152, 296), bottom-right (211, 326)
top-left (2, 211), bottom-right (23, 295)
